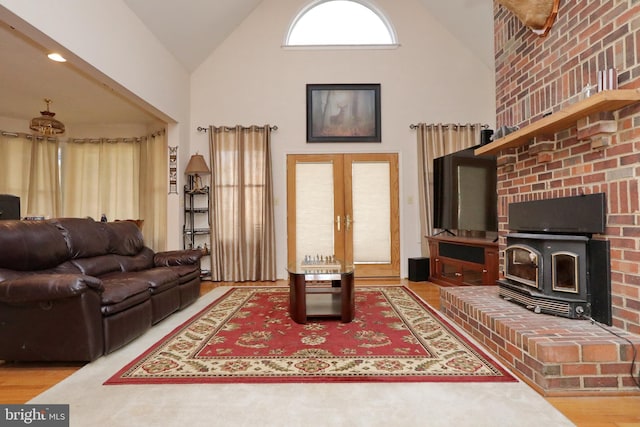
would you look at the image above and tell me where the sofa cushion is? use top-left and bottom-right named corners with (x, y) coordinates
top-left (100, 288), bottom-right (150, 316)
top-left (49, 261), bottom-right (82, 275)
top-left (134, 268), bottom-right (180, 294)
top-left (154, 249), bottom-right (202, 267)
top-left (0, 220), bottom-right (70, 271)
top-left (100, 276), bottom-right (150, 306)
top-left (167, 264), bottom-right (201, 283)
top-left (114, 247), bottom-right (155, 272)
top-left (71, 254), bottom-right (122, 277)
top-left (0, 268), bottom-right (25, 283)
top-left (101, 269), bottom-right (179, 294)
top-left (104, 221), bottom-right (144, 256)
top-left (52, 218), bottom-right (110, 259)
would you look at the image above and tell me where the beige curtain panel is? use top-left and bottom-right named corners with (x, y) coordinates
top-left (62, 138), bottom-right (141, 221)
top-left (139, 131), bottom-right (168, 251)
top-left (62, 132), bottom-right (167, 250)
top-left (0, 129), bottom-right (166, 250)
top-left (208, 125), bottom-right (276, 282)
top-left (137, 130), bottom-right (169, 251)
top-left (0, 131), bottom-right (61, 218)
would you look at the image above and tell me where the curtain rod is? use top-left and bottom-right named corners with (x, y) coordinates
top-left (409, 123), bottom-right (490, 130)
top-left (197, 125), bottom-right (278, 132)
top-left (1, 130), bottom-right (57, 141)
top-left (70, 131), bottom-right (165, 144)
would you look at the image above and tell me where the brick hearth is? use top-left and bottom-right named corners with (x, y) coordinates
top-left (440, 286), bottom-right (640, 396)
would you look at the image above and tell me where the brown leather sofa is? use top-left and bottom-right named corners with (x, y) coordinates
top-left (0, 217), bottom-right (203, 362)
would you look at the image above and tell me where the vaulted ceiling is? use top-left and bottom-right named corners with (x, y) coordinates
top-left (0, 0), bottom-right (493, 129)
top-left (122, 0), bottom-right (494, 72)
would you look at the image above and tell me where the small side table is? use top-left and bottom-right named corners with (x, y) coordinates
top-left (286, 261), bottom-right (355, 324)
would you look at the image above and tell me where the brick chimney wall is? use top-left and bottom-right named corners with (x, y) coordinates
top-left (494, 1), bottom-right (640, 334)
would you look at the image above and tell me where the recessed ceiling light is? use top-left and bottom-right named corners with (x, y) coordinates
top-left (47, 53), bottom-right (66, 62)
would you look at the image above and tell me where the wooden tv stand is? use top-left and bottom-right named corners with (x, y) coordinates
top-left (426, 235), bottom-right (498, 286)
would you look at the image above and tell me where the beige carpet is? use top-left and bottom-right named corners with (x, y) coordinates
top-left (29, 287), bottom-right (575, 427)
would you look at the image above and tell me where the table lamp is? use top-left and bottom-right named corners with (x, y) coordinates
top-left (185, 153), bottom-right (210, 191)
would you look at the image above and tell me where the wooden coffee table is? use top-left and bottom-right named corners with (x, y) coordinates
top-left (286, 260), bottom-right (355, 324)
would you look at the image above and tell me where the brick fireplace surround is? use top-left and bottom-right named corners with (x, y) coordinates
top-left (440, 2), bottom-right (640, 395)
top-left (440, 286), bottom-right (640, 395)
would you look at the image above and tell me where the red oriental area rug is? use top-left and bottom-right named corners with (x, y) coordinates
top-left (105, 286), bottom-right (516, 384)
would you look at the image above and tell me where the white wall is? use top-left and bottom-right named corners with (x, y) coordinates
top-left (0, 0), bottom-right (495, 270)
top-left (0, 0), bottom-right (190, 250)
top-left (190, 0), bottom-right (496, 279)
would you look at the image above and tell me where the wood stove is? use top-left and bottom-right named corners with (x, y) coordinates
top-left (498, 194), bottom-right (611, 324)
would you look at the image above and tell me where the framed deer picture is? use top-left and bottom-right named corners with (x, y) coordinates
top-left (306, 84), bottom-right (381, 142)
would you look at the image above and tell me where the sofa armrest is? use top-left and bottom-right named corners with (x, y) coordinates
top-left (154, 249), bottom-right (203, 267)
top-left (0, 274), bottom-right (103, 304)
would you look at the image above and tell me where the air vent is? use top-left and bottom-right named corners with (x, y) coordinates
top-left (498, 286), bottom-right (590, 319)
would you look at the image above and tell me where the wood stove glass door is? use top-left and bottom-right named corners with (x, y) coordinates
top-left (552, 252), bottom-right (579, 293)
top-left (505, 245), bottom-right (540, 289)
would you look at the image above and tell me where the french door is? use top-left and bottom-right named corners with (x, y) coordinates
top-left (287, 153), bottom-right (399, 278)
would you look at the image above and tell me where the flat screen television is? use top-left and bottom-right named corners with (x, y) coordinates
top-left (432, 145), bottom-right (497, 234)
top-left (0, 194), bottom-right (20, 220)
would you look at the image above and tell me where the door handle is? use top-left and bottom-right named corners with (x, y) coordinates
top-left (336, 215), bottom-right (341, 232)
top-left (345, 214), bottom-right (352, 231)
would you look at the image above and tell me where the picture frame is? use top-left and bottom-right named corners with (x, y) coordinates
top-left (306, 83), bottom-right (381, 142)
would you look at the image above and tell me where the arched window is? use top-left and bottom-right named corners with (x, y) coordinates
top-left (285, 0), bottom-right (397, 47)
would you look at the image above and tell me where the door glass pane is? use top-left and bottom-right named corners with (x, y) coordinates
top-left (295, 162), bottom-right (335, 261)
top-left (352, 162), bottom-right (390, 263)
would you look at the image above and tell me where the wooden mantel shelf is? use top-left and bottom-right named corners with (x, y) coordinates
top-left (476, 89), bottom-right (640, 156)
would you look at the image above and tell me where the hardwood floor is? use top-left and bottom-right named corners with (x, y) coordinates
top-left (1, 279), bottom-right (638, 426)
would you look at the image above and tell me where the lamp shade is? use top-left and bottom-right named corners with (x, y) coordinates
top-left (185, 154), bottom-right (210, 175)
